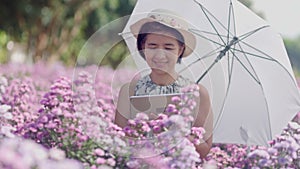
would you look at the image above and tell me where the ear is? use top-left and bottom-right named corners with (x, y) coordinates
top-left (140, 43), bottom-right (146, 59)
top-left (178, 44), bottom-right (185, 56)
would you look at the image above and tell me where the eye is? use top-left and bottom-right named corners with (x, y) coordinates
top-left (148, 46), bottom-right (157, 49)
top-left (165, 47), bottom-right (175, 50)
top-left (146, 44), bottom-right (157, 49)
top-left (164, 44), bottom-right (176, 50)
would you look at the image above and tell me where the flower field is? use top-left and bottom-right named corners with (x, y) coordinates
top-left (0, 62), bottom-right (300, 169)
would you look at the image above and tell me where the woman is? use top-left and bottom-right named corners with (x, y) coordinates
top-left (115, 9), bottom-right (213, 158)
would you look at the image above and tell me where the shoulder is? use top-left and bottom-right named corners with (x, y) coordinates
top-left (119, 78), bottom-right (139, 97)
top-left (116, 80), bottom-right (138, 117)
top-left (197, 83), bottom-right (210, 100)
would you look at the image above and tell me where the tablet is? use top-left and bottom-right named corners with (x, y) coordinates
top-left (129, 92), bottom-right (197, 119)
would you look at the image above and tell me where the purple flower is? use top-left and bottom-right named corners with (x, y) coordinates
top-left (165, 104), bottom-right (178, 114)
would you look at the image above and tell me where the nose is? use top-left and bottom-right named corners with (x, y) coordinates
top-left (154, 49), bottom-right (167, 59)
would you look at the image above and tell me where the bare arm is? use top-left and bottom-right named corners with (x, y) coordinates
top-left (115, 83), bottom-right (131, 128)
top-left (191, 84), bottom-right (213, 158)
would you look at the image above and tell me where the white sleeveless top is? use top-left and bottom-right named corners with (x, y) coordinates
top-left (134, 74), bottom-right (193, 96)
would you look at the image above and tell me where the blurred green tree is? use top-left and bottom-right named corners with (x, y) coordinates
top-left (0, 31), bottom-right (9, 63)
top-left (0, 0), bottom-right (136, 67)
top-left (239, 0), bottom-right (253, 7)
top-left (238, 0), bottom-right (264, 18)
top-left (1, 0), bottom-right (299, 72)
top-left (284, 37), bottom-right (300, 76)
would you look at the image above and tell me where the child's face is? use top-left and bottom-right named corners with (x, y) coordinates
top-left (143, 32), bottom-right (184, 75)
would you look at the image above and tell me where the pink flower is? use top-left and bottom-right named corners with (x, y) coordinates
top-left (94, 148), bottom-right (105, 156)
top-left (106, 158), bottom-right (116, 166)
top-left (96, 157), bottom-right (106, 164)
top-left (171, 96), bottom-right (181, 104)
top-left (135, 112), bottom-right (149, 121)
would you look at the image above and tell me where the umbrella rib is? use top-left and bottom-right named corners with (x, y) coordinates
top-left (178, 47), bottom-right (223, 74)
top-left (230, 48), bottom-right (276, 61)
top-left (238, 25), bottom-right (270, 41)
top-left (193, 0), bottom-right (229, 45)
top-left (199, 46), bottom-right (224, 60)
top-left (230, 49), bottom-right (261, 85)
top-left (227, 1), bottom-right (236, 44)
top-left (227, 2), bottom-right (231, 44)
top-left (189, 29), bottom-right (225, 47)
top-left (230, 0), bottom-right (237, 38)
top-left (238, 41), bottom-right (277, 61)
top-left (236, 41), bottom-right (262, 83)
top-left (190, 29), bottom-right (229, 39)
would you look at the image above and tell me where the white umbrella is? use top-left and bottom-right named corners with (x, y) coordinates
top-left (121, 0), bottom-right (300, 146)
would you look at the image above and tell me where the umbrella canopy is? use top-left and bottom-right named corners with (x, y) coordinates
top-left (121, 0), bottom-right (300, 146)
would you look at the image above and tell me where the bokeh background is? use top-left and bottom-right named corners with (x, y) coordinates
top-left (1, 1), bottom-right (300, 168)
top-left (0, 0), bottom-right (299, 76)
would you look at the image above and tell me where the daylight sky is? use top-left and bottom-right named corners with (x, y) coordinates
top-left (251, 0), bottom-right (300, 39)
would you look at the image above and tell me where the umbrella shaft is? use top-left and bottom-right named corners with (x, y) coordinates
top-left (196, 37), bottom-right (238, 83)
top-left (217, 37), bottom-right (238, 61)
top-left (196, 61), bottom-right (217, 83)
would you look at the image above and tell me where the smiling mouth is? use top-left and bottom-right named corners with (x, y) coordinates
top-left (154, 61), bottom-right (168, 64)
top-left (153, 61), bottom-right (168, 67)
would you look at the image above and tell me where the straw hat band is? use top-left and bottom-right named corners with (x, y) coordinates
top-left (148, 13), bottom-right (189, 30)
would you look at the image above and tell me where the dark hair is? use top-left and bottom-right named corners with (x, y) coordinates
top-left (137, 22), bottom-right (185, 63)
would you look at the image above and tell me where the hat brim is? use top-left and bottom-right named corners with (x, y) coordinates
top-left (130, 18), bottom-right (196, 58)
